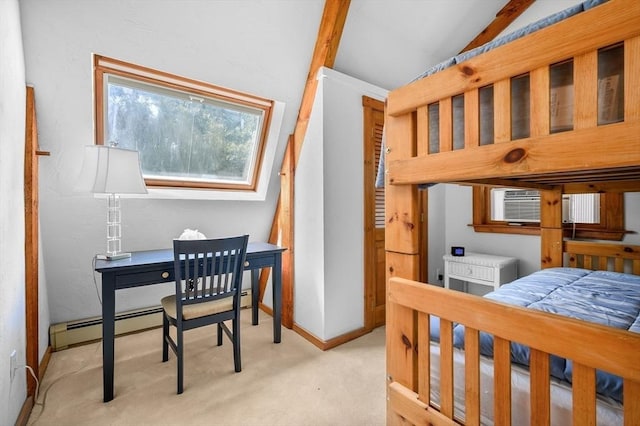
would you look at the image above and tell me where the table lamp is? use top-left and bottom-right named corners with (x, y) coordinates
top-left (77, 145), bottom-right (147, 260)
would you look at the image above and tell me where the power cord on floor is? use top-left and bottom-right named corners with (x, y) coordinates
top-left (23, 365), bottom-right (40, 401)
top-left (29, 256), bottom-right (104, 424)
top-left (28, 341), bottom-right (102, 424)
top-left (12, 364), bottom-right (40, 400)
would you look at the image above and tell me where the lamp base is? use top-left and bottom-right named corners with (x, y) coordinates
top-left (97, 252), bottom-right (132, 261)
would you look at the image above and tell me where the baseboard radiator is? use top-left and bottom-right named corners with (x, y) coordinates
top-left (50, 290), bottom-right (252, 351)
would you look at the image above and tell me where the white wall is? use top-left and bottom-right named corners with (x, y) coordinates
top-left (623, 194), bottom-right (640, 246)
top-left (294, 68), bottom-right (387, 341)
top-left (0, 0), bottom-right (27, 422)
top-left (427, 184), bottom-right (447, 285)
top-left (19, 0), bottom-right (326, 325)
top-left (294, 81), bottom-right (327, 338)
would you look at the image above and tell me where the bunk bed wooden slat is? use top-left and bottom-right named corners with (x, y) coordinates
top-left (417, 312), bottom-right (430, 405)
top-left (464, 88), bottom-right (480, 149)
top-left (530, 67), bottom-right (550, 137)
top-left (464, 328), bottom-right (481, 426)
top-left (416, 106), bottom-right (429, 156)
top-left (598, 256), bottom-right (608, 270)
top-left (529, 348), bottom-right (551, 425)
top-left (572, 363), bottom-right (597, 425)
top-left (625, 35), bottom-right (640, 120)
top-left (493, 337), bottom-right (512, 425)
top-left (439, 98), bottom-right (453, 152)
top-left (625, 379), bottom-right (640, 425)
top-left (388, 121), bottom-right (640, 185)
top-left (440, 319), bottom-right (455, 418)
top-left (584, 255), bottom-right (593, 270)
top-left (564, 240), bottom-right (640, 259)
top-left (494, 79), bottom-right (511, 144)
top-left (574, 50), bottom-right (598, 129)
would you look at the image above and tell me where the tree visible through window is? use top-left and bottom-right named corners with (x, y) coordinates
top-left (94, 55), bottom-right (273, 190)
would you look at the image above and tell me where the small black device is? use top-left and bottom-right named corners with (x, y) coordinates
top-left (451, 246), bottom-right (465, 256)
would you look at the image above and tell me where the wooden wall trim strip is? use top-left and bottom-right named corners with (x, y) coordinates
top-left (24, 85), bottom-right (40, 397)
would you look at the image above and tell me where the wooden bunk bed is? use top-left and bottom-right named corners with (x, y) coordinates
top-left (383, 0), bottom-right (640, 424)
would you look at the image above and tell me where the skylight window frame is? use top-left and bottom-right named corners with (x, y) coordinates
top-left (93, 54), bottom-right (274, 191)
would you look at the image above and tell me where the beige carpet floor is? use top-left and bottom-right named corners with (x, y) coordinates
top-left (28, 310), bottom-right (386, 426)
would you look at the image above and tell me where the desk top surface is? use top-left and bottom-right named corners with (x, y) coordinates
top-left (95, 241), bottom-right (285, 272)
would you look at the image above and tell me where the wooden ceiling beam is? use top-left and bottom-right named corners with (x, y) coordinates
top-left (292, 0), bottom-right (351, 163)
top-left (460, 0), bottom-right (536, 53)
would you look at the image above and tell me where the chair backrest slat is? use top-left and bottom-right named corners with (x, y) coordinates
top-left (173, 236), bottom-right (249, 316)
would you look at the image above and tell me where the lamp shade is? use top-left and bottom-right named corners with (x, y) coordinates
top-left (76, 145), bottom-right (148, 194)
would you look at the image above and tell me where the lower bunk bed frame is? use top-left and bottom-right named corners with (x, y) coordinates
top-left (387, 241), bottom-right (640, 425)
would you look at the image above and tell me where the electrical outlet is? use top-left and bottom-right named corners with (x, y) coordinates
top-left (436, 268), bottom-right (443, 281)
top-left (10, 350), bottom-right (17, 382)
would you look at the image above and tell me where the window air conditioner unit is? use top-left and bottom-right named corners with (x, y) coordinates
top-left (501, 191), bottom-right (598, 224)
top-left (503, 190), bottom-right (540, 222)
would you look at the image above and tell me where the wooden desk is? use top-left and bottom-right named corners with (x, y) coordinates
top-left (95, 241), bottom-right (285, 402)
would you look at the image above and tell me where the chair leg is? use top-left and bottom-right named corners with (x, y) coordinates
top-left (177, 325), bottom-right (184, 394)
top-left (233, 318), bottom-right (241, 372)
top-left (162, 314), bottom-right (169, 362)
top-left (217, 323), bottom-right (223, 346)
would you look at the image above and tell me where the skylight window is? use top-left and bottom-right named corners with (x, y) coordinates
top-left (93, 55), bottom-right (274, 191)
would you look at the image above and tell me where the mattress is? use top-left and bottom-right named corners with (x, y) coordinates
top-left (430, 267), bottom-right (640, 405)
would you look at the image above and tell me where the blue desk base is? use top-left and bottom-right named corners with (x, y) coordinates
top-left (95, 242), bottom-right (284, 402)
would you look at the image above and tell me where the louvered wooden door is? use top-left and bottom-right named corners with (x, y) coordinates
top-left (363, 96), bottom-right (386, 329)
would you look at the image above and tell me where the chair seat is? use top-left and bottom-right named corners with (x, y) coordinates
top-left (161, 294), bottom-right (233, 321)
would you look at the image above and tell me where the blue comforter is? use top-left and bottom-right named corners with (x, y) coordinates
top-left (431, 267), bottom-right (640, 402)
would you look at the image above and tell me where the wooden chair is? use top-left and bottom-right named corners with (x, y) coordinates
top-left (161, 235), bottom-right (249, 394)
